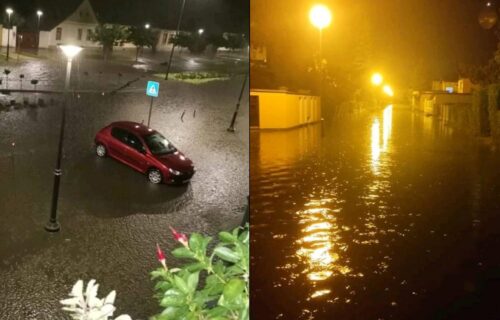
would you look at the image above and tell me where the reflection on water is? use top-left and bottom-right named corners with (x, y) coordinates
top-left (251, 106), bottom-right (500, 319)
top-left (296, 198), bottom-right (351, 286)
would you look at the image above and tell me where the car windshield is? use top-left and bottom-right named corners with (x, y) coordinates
top-left (144, 132), bottom-right (176, 155)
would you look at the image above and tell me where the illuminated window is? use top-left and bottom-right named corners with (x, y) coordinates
top-left (56, 27), bottom-right (62, 40)
top-left (445, 87), bottom-right (453, 93)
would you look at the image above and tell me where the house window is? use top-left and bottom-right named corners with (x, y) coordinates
top-left (86, 29), bottom-right (92, 41)
top-left (77, 29), bottom-right (83, 40)
top-left (162, 33), bottom-right (168, 44)
top-left (56, 27), bottom-right (62, 40)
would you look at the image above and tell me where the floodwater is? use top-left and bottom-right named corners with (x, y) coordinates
top-left (0, 75), bottom-right (248, 319)
top-left (251, 105), bottom-right (500, 319)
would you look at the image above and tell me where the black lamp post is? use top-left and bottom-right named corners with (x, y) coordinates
top-left (45, 45), bottom-right (82, 232)
top-left (37, 10), bottom-right (43, 53)
top-left (164, 0), bottom-right (186, 80)
top-left (5, 8), bottom-right (13, 61)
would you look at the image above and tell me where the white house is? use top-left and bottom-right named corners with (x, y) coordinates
top-left (37, 0), bottom-right (176, 51)
top-left (0, 25), bottom-right (17, 48)
top-left (39, 0), bottom-right (99, 48)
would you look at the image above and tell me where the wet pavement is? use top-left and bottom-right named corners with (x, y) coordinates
top-left (0, 73), bottom-right (248, 318)
top-left (251, 105), bottom-right (500, 320)
top-left (0, 48), bottom-right (248, 92)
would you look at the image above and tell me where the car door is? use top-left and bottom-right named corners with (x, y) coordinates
top-left (108, 127), bottom-right (129, 161)
top-left (123, 132), bottom-right (148, 172)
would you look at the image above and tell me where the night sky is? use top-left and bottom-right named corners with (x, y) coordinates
top-left (0, 0), bottom-right (249, 34)
top-left (252, 0), bottom-right (498, 90)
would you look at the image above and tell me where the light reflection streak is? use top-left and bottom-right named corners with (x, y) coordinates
top-left (296, 200), bottom-right (351, 289)
top-left (371, 105), bottom-right (393, 174)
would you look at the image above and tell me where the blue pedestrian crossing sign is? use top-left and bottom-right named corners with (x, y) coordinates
top-left (146, 81), bottom-right (160, 97)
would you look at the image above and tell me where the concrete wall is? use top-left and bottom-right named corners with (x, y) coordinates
top-left (251, 89), bottom-right (321, 129)
top-left (1, 26), bottom-right (17, 47)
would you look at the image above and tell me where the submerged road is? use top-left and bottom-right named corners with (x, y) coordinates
top-left (251, 105), bottom-right (500, 320)
top-left (0, 75), bottom-right (248, 319)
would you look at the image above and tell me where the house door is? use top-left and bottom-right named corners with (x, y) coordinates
top-left (250, 95), bottom-right (260, 128)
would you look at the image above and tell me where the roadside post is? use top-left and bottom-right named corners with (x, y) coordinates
top-left (227, 74), bottom-right (248, 132)
top-left (146, 80), bottom-right (159, 127)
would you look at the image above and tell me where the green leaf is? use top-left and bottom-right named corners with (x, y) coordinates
top-left (237, 230), bottom-right (249, 244)
top-left (223, 279), bottom-right (245, 302)
top-left (154, 281), bottom-right (171, 292)
top-left (174, 275), bottom-right (189, 294)
top-left (214, 247), bottom-right (241, 263)
top-left (160, 295), bottom-right (184, 307)
top-left (187, 272), bottom-right (200, 292)
top-left (188, 233), bottom-right (204, 253)
top-left (185, 262), bottom-right (205, 272)
top-left (219, 231), bottom-right (236, 243)
top-left (160, 306), bottom-right (179, 318)
top-left (172, 247), bottom-right (195, 259)
top-left (206, 306), bottom-right (229, 318)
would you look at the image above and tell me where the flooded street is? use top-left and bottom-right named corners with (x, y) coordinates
top-left (251, 105), bottom-right (500, 319)
top-left (0, 75), bottom-right (248, 319)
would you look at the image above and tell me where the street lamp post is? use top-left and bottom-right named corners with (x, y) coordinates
top-left (6, 8), bottom-right (13, 61)
top-left (309, 4), bottom-right (331, 57)
top-left (164, 0), bottom-right (186, 80)
top-left (45, 45), bottom-right (82, 232)
top-left (309, 4), bottom-right (331, 108)
top-left (37, 10), bottom-right (43, 53)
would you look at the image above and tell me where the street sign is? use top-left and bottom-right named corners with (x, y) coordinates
top-left (146, 81), bottom-right (159, 97)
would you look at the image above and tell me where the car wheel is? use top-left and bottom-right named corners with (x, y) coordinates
top-left (148, 168), bottom-right (163, 184)
top-left (96, 144), bottom-right (107, 157)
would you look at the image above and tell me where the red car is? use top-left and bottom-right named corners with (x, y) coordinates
top-left (94, 121), bottom-right (195, 184)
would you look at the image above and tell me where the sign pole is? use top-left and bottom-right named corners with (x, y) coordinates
top-left (147, 96), bottom-right (154, 127)
top-left (145, 80), bottom-right (160, 127)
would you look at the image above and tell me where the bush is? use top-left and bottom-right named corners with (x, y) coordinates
top-left (151, 226), bottom-right (249, 320)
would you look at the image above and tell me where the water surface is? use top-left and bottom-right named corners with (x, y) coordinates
top-left (251, 105), bottom-right (500, 319)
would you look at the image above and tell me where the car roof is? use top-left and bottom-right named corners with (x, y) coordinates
top-left (110, 121), bottom-right (156, 137)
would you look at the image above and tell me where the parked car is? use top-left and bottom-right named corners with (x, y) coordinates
top-left (94, 121), bottom-right (195, 184)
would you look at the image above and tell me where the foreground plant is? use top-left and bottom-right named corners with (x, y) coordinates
top-left (60, 279), bottom-right (132, 320)
top-left (152, 225), bottom-right (249, 320)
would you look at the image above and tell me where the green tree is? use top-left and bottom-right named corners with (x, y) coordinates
top-left (225, 34), bottom-right (244, 51)
top-left (127, 26), bottom-right (156, 61)
top-left (169, 32), bottom-right (192, 53)
top-left (89, 24), bottom-right (129, 60)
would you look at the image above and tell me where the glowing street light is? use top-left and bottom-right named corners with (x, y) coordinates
top-left (198, 28), bottom-right (204, 35)
top-left (383, 84), bottom-right (394, 97)
top-left (6, 8), bottom-right (13, 61)
top-left (371, 73), bottom-right (383, 86)
top-left (45, 45), bottom-right (83, 232)
top-left (309, 4), bottom-right (332, 55)
top-left (145, 23), bottom-right (150, 29)
top-left (309, 4), bottom-right (332, 30)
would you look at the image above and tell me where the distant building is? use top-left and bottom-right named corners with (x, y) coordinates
top-left (250, 89), bottom-right (321, 129)
top-left (38, 0), bottom-right (99, 48)
top-left (9, 0), bottom-right (177, 51)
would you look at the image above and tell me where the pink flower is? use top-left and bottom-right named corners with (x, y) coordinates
top-left (169, 226), bottom-right (189, 248)
top-left (156, 243), bottom-right (167, 270)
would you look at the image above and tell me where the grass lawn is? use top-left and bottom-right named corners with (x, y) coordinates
top-left (153, 72), bottom-right (230, 84)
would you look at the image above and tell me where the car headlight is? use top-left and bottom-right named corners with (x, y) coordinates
top-left (169, 168), bottom-right (182, 176)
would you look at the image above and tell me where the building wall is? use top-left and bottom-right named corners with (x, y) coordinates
top-left (250, 89), bottom-right (321, 129)
top-left (47, 21), bottom-right (99, 47)
top-left (1, 26), bottom-right (17, 47)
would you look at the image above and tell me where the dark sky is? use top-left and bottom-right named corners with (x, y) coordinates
top-left (0, 0), bottom-right (248, 34)
top-left (252, 0), bottom-right (498, 89)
